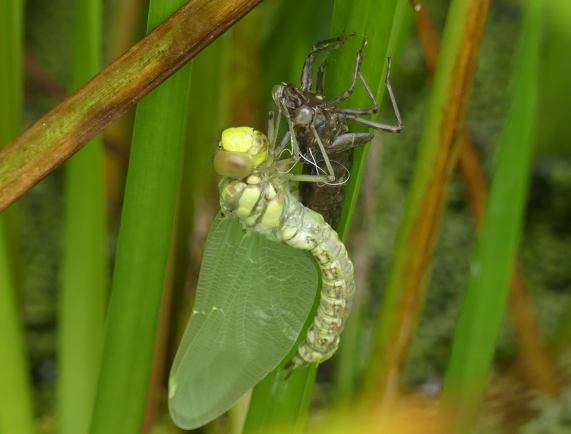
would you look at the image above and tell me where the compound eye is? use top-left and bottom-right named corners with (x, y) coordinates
top-left (214, 150), bottom-right (254, 179)
top-left (294, 106), bottom-right (313, 126)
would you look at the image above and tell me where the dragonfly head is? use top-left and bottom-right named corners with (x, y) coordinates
top-left (273, 83), bottom-right (309, 111)
top-left (214, 127), bottom-right (269, 179)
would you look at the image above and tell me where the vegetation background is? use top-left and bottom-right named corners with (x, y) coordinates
top-left (0, 0), bottom-right (569, 433)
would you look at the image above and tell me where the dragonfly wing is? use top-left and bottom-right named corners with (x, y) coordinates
top-left (168, 214), bottom-right (318, 429)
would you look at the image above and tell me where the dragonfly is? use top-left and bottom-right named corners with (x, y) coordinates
top-left (168, 34), bottom-right (402, 431)
top-left (169, 126), bottom-right (355, 429)
top-left (272, 34), bottom-right (403, 227)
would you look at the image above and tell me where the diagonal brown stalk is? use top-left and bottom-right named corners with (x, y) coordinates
top-left (366, 0), bottom-right (492, 403)
top-left (414, 1), bottom-right (559, 396)
top-left (0, 0), bottom-right (262, 212)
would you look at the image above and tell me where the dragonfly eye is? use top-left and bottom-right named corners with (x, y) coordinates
top-left (214, 150), bottom-right (254, 179)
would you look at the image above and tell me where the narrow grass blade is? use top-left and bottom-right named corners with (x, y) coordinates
top-left (58, 1), bottom-right (106, 433)
top-left (442, 0), bottom-right (541, 430)
top-left (244, 367), bottom-right (317, 434)
top-left (538, 0), bottom-right (571, 357)
top-left (245, 1), bottom-right (404, 431)
top-left (0, 1), bottom-right (35, 433)
top-left (187, 38), bottom-right (228, 201)
top-left (0, 0), bottom-right (22, 143)
top-left (329, 0), bottom-right (403, 243)
top-left (364, 0), bottom-right (491, 403)
top-left (0, 229), bottom-right (35, 434)
top-left (169, 38), bottom-right (229, 363)
top-left (536, 0), bottom-right (571, 156)
top-left (226, 9), bottom-right (263, 130)
top-left (333, 0), bottom-right (414, 401)
top-left (89, 1), bottom-right (192, 433)
top-left (260, 0), bottom-right (333, 104)
top-left (103, 0), bottom-right (147, 216)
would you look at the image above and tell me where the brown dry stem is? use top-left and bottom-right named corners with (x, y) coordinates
top-left (368, 0), bottom-right (492, 403)
top-left (0, 0), bottom-right (262, 212)
top-left (415, 1), bottom-right (559, 396)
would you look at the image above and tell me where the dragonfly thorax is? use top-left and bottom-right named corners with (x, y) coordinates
top-left (219, 174), bottom-right (287, 238)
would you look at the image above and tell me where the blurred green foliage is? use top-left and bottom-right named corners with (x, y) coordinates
top-left (8, 0), bottom-right (571, 432)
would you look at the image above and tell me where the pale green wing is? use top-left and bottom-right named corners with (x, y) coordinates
top-left (168, 214), bottom-right (318, 430)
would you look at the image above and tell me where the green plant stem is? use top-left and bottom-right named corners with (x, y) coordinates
top-left (245, 1), bottom-right (403, 431)
top-left (0, 1), bottom-right (35, 433)
top-left (441, 0), bottom-right (541, 430)
top-left (88, 1), bottom-right (193, 433)
top-left (330, 0), bottom-right (402, 243)
top-left (0, 1), bottom-right (22, 142)
top-left (244, 367), bottom-right (317, 434)
top-left (171, 35), bottom-right (226, 344)
top-left (103, 0), bottom-right (148, 215)
top-left (0, 224), bottom-right (35, 434)
top-left (0, 0), bottom-right (262, 212)
top-left (364, 0), bottom-right (491, 403)
top-left (333, 0), bottom-right (414, 402)
top-left (58, 1), bottom-right (106, 433)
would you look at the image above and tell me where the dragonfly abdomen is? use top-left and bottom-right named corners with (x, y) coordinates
top-left (219, 174), bottom-right (355, 370)
top-left (280, 203), bottom-right (355, 369)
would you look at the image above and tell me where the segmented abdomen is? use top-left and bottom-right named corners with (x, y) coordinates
top-left (219, 176), bottom-right (355, 369)
top-left (280, 202), bottom-right (354, 369)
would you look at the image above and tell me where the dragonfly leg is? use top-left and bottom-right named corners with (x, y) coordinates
top-left (345, 112), bottom-right (403, 133)
top-left (268, 106), bottom-right (287, 150)
top-left (329, 132), bottom-right (374, 153)
top-left (287, 124), bottom-right (348, 184)
top-left (289, 118), bottom-right (302, 158)
top-left (335, 71), bottom-right (378, 115)
top-left (301, 34), bottom-right (357, 91)
top-left (315, 60), bottom-right (328, 96)
top-left (338, 57), bottom-right (404, 130)
top-left (286, 172), bottom-right (332, 183)
top-left (276, 130), bottom-right (291, 155)
top-left (310, 124), bottom-right (336, 182)
top-left (324, 36), bottom-right (368, 107)
top-left (267, 110), bottom-right (277, 147)
top-left (271, 98), bottom-right (297, 157)
top-left (383, 59), bottom-right (404, 131)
